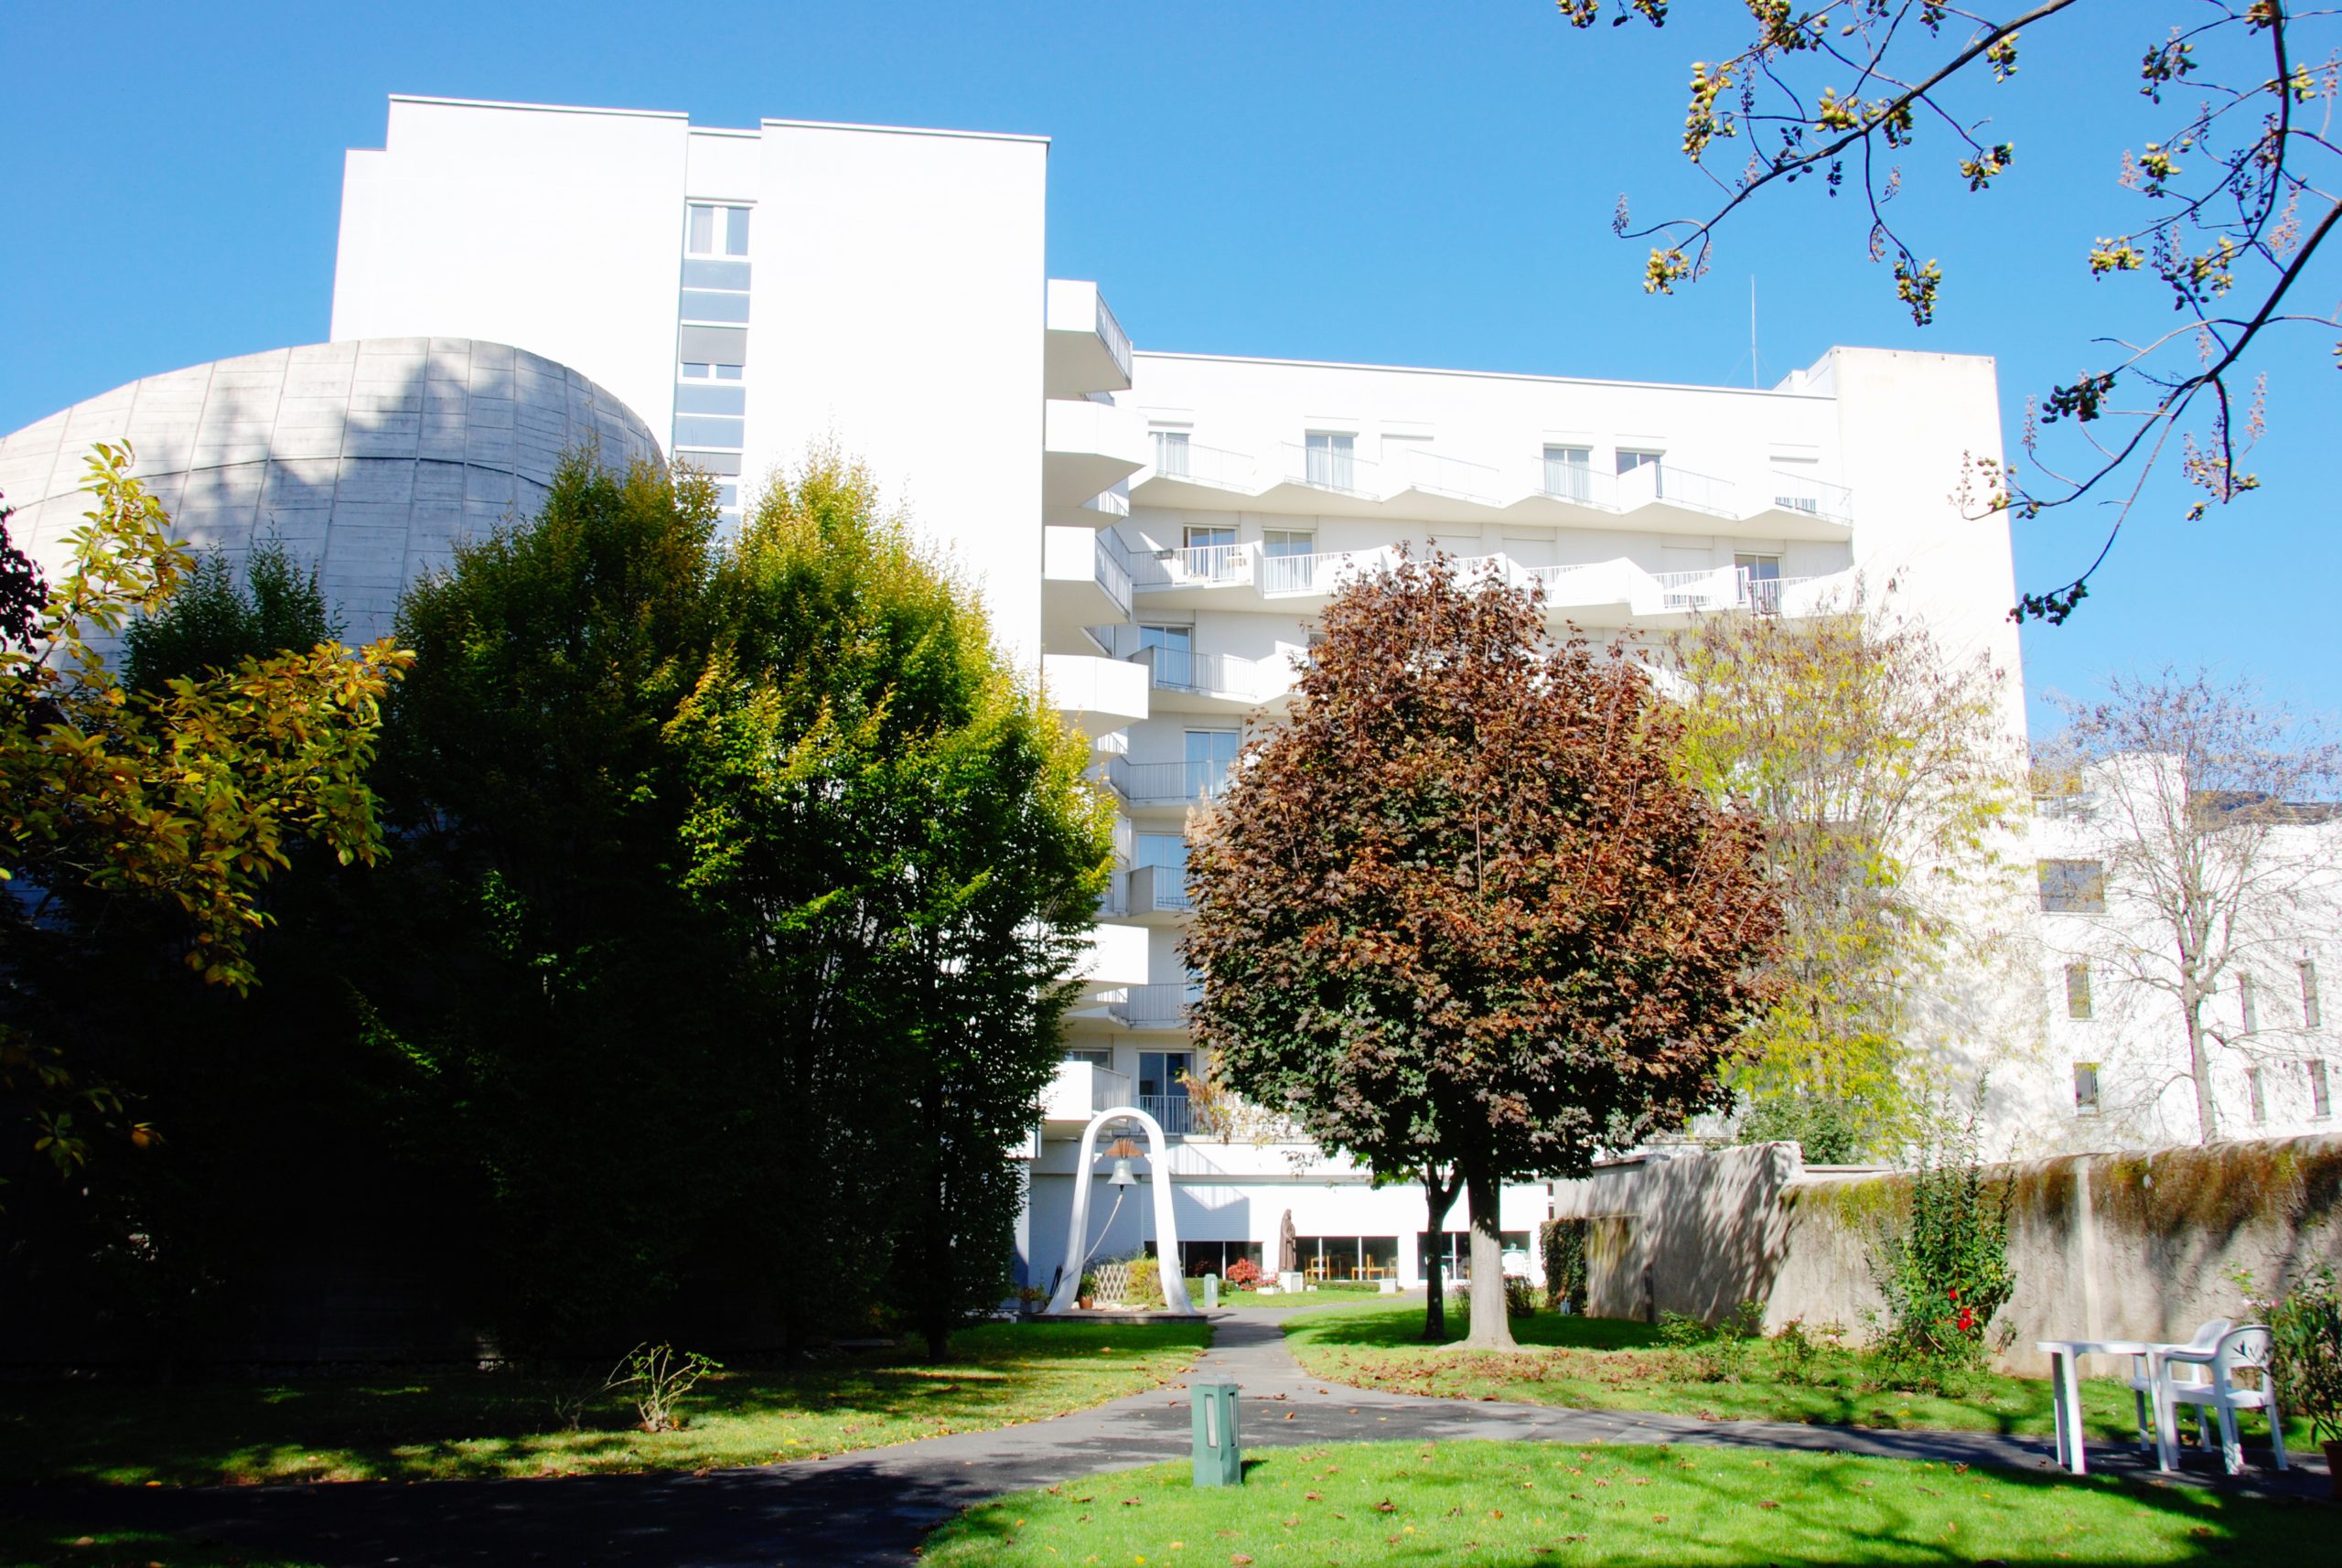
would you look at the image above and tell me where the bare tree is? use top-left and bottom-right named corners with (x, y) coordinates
top-left (1559, 3), bottom-right (2342, 622)
top-left (2037, 670), bottom-right (2339, 1142)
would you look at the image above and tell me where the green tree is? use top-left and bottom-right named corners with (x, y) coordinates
top-left (0, 446), bottom-right (405, 1173)
top-left (122, 536), bottom-right (340, 693)
top-left (1560, 2), bottom-right (2340, 619)
top-left (670, 454), bottom-right (1112, 1359)
top-left (1671, 581), bottom-right (2022, 1160)
top-left (1185, 553), bottom-right (1781, 1349)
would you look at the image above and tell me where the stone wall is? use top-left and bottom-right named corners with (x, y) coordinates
top-left (1552, 1134), bottom-right (2342, 1376)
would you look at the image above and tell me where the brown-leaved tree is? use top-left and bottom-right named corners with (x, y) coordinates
top-left (1184, 553), bottom-right (1782, 1348)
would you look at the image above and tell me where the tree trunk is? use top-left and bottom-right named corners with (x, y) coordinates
top-left (2185, 991), bottom-right (2221, 1144)
top-left (1420, 1166), bottom-right (1460, 1342)
top-left (1460, 1164), bottom-right (1516, 1351)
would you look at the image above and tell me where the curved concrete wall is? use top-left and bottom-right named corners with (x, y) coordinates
top-left (0, 338), bottom-right (661, 643)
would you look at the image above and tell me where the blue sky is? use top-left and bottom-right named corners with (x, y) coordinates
top-left (3, 1), bottom-right (2331, 736)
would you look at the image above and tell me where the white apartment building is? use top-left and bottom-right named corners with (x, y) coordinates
top-left (2033, 757), bottom-right (2340, 1148)
top-left (10, 94), bottom-right (2056, 1295)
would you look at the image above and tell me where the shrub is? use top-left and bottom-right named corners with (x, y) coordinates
top-left (1540, 1219), bottom-right (1588, 1312)
top-left (606, 1343), bottom-right (722, 1434)
top-left (1113, 1251), bottom-right (1166, 1308)
top-left (2261, 1265), bottom-right (2342, 1446)
top-left (1453, 1277), bottom-right (1539, 1322)
top-left (1869, 1112), bottom-right (2014, 1378)
top-left (1658, 1303), bottom-right (1764, 1381)
top-left (1770, 1317), bottom-right (1849, 1386)
top-left (1223, 1256), bottom-right (1262, 1289)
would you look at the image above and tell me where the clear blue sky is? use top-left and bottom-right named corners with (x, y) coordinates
top-left (4, 1), bottom-right (2331, 737)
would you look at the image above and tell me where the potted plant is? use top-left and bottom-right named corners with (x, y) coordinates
top-left (2266, 1265), bottom-right (2342, 1496)
top-left (1077, 1272), bottom-right (1098, 1312)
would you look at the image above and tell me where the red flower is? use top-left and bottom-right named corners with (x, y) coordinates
top-left (1947, 1286), bottom-right (1961, 1302)
top-left (1958, 1306), bottom-right (1976, 1334)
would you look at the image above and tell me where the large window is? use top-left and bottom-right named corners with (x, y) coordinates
top-left (1296, 1235), bottom-right (1401, 1282)
top-left (1304, 431), bottom-right (1356, 490)
top-left (2073, 1062), bottom-right (2101, 1115)
top-left (1152, 428), bottom-right (1191, 477)
top-left (1262, 528), bottom-right (1315, 559)
top-left (1418, 1230), bottom-right (1532, 1281)
top-left (1139, 623), bottom-right (1195, 687)
top-left (1179, 1240), bottom-right (1262, 1278)
top-left (1186, 728), bottom-right (1239, 798)
top-left (1542, 445), bottom-right (1593, 501)
top-left (1137, 1050), bottom-right (1192, 1135)
top-left (2037, 859), bottom-right (2107, 914)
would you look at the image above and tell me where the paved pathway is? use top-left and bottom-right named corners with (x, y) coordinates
top-left (6, 1309), bottom-right (2325, 1567)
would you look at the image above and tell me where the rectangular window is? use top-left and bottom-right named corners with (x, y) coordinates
top-left (1182, 524), bottom-right (1236, 550)
top-left (1140, 623), bottom-right (1194, 687)
top-left (1416, 1230), bottom-right (1532, 1282)
top-left (2248, 1066), bottom-right (2267, 1123)
top-left (679, 325), bottom-right (748, 367)
top-left (1304, 431), bottom-right (1355, 490)
top-left (1178, 1240), bottom-right (1263, 1278)
top-left (675, 383), bottom-right (747, 416)
top-left (1064, 1048), bottom-right (1111, 1069)
top-left (1542, 445), bottom-right (1593, 501)
top-left (2073, 1062), bottom-right (2100, 1115)
top-left (2304, 961), bottom-right (2323, 1028)
top-left (2311, 1059), bottom-right (2332, 1120)
top-left (671, 414), bottom-right (745, 450)
top-left (687, 203), bottom-right (751, 256)
top-left (1262, 528), bottom-right (1315, 559)
top-left (2241, 973), bottom-right (2260, 1034)
top-left (1294, 1236), bottom-right (1402, 1283)
top-left (673, 448), bottom-right (742, 477)
top-left (2037, 859), bottom-right (2108, 914)
top-left (682, 258), bottom-right (752, 291)
top-left (1133, 832), bottom-right (1187, 872)
top-left (1735, 553), bottom-right (1785, 614)
top-left (1152, 428), bottom-right (1191, 476)
top-left (2065, 962), bottom-right (2094, 1020)
top-left (1185, 728), bottom-right (1240, 797)
top-left (1137, 1050), bottom-right (1193, 1134)
top-left (1616, 448), bottom-right (1663, 475)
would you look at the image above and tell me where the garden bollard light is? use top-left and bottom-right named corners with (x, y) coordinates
top-left (1203, 1272), bottom-right (1219, 1310)
top-left (1190, 1380), bottom-right (1242, 1487)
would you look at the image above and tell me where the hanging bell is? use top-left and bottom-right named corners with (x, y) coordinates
top-left (1108, 1155), bottom-right (1138, 1187)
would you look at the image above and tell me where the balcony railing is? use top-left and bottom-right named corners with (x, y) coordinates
top-left (1130, 646), bottom-right (1275, 703)
top-left (1282, 442), bottom-right (1377, 497)
top-left (1139, 1093), bottom-right (1194, 1136)
top-left (1767, 470), bottom-right (1856, 524)
top-left (1617, 463), bottom-right (1737, 517)
top-left (1115, 982), bottom-right (1202, 1027)
top-left (1091, 1065), bottom-right (1133, 1112)
top-left (1092, 529), bottom-right (1134, 613)
top-left (1392, 447), bottom-right (1505, 503)
top-left (1258, 547), bottom-right (1364, 596)
top-left (1128, 862), bottom-right (1191, 913)
top-left (1109, 757), bottom-right (1233, 804)
top-left (1539, 457), bottom-right (1615, 509)
top-left (1151, 435), bottom-right (1256, 489)
top-left (1094, 293), bottom-right (1133, 385)
top-left (1650, 566), bottom-right (1742, 611)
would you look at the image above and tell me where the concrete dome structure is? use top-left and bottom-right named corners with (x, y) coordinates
top-left (0, 338), bottom-right (661, 643)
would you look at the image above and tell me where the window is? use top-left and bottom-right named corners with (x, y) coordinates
top-left (2304, 961), bottom-right (2323, 1028)
top-left (1295, 1235), bottom-right (1401, 1282)
top-left (2065, 963), bottom-right (2094, 1020)
top-left (672, 415), bottom-right (745, 448)
top-left (1186, 728), bottom-right (1239, 796)
top-left (1262, 528), bottom-right (1315, 559)
top-left (2073, 1062), bottom-right (2100, 1115)
top-left (1304, 431), bottom-right (1355, 490)
top-left (1137, 1050), bottom-right (1193, 1133)
top-left (675, 384), bottom-right (747, 416)
top-left (1542, 445), bottom-right (1593, 502)
top-left (1616, 448), bottom-right (1663, 475)
top-left (1735, 553), bottom-right (1785, 613)
top-left (679, 290), bottom-right (751, 324)
top-left (1064, 1048), bottom-right (1112, 1069)
top-left (1152, 428), bottom-right (1191, 477)
top-left (679, 361), bottom-right (746, 380)
top-left (680, 325), bottom-right (748, 371)
top-left (1138, 625), bottom-right (1192, 686)
top-left (1418, 1230), bottom-right (1532, 1281)
top-left (2037, 859), bottom-right (2107, 914)
top-left (2240, 972), bottom-right (2260, 1034)
top-left (2248, 1066), bottom-right (2268, 1123)
top-left (1179, 1240), bottom-right (1263, 1278)
top-left (1182, 523), bottom-right (1236, 551)
top-left (687, 203), bottom-right (751, 256)
top-left (2311, 1060), bottom-right (2332, 1120)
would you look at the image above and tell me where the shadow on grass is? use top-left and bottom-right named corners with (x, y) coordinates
top-left (0, 1319), bottom-right (1209, 1487)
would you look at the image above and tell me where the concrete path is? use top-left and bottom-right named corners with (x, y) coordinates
top-left (6, 1308), bottom-right (2325, 1567)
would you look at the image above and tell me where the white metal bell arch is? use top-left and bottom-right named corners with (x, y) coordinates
top-left (1046, 1105), bottom-right (1199, 1316)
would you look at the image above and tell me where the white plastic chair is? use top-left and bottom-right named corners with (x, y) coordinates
top-left (2160, 1324), bottom-right (2289, 1475)
top-left (2125, 1317), bottom-right (2229, 1451)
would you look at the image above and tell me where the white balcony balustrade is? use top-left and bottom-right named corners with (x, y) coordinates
top-left (1127, 645), bottom-right (1291, 708)
top-left (1392, 447), bottom-right (1505, 504)
top-left (1616, 462), bottom-right (1737, 518)
top-left (1649, 565), bottom-right (1744, 613)
top-left (1281, 441), bottom-right (1377, 497)
top-left (1109, 757), bottom-right (1233, 804)
top-left (1125, 862), bottom-right (1192, 921)
top-left (1257, 547), bottom-right (1375, 597)
top-left (1044, 279), bottom-right (1133, 397)
top-left (1149, 434), bottom-right (1256, 490)
top-left (1113, 982), bottom-right (1202, 1028)
top-left (1767, 470), bottom-right (1856, 524)
top-left (1539, 456), bottom-right (1615, 509)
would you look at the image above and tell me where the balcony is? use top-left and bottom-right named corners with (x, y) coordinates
top-left (1112, 982), bottom-right (1202, 1029)
top-left (1044, 279), bottom-right (1133, 397)
top-left (1042, 1058), bottom-right (1136, 1124)
top-left (1275, 441), bottom-right (1378, 499)
top-left (1139, 1093), bottom-right (1195, 1136)
top-left (1146, 435), bottom-right (1257, 497)
top-left (1758, 470), bottom-right (1857, 526)
top-left (1073, 920), bottom-right (1149, 989)
top-left (1389, 447), bottom-right (1507, 507)
top-left (1126, 645), bottom-right (1293, 713)
top-left (1044, 398), bottom-right (1149, 507)
top-left (1043, 525), bottom-right (1134, 645)
top-left (1125, 863), bottom-right (1192, 924)
top-left (1109, 757), bottom-right (1233, 806)
top-left (1044, 652), bottom-right (1149, 737)
top-left (1615, 462), bottom-right (1737, 521)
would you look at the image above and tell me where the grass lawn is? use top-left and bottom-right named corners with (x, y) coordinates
top-left (0, 1319), bottom-right (1207, 1487)
top-left (0, 1518), bottom-right (325, 1568)
top-left (1283, 1302), bottom-right (2317, 1451)
top-left (1217, 1286), bottom-right (1393, 1311)
top-left (921, 1439), bottom-right (2333, 1566)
